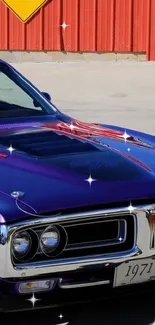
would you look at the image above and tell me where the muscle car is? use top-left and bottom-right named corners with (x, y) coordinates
top-left (0, 59), bottom-right (155, 312)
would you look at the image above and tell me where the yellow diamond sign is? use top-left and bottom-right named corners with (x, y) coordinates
top-left (2, 0), bottom-right (48, 22)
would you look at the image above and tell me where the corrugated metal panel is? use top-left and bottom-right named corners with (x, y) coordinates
top-left (43, 0), bottom-right (61, 51)
top-left (147, 0), bottom-right (155, 61)
top-left (8, 10), bottom-right (25, 50)
top-left (114, 0), bottom-right (133, 52)
top-left (62, 0), bottom-right (79, 52)
top-left (79, 0), bottom-right (97, 52)
top-left (0, 0), bottom-right (155, 60)
top-left (26, 9), bottom-right (44, 50)
top-left (44, 0), bottom-right (79, 52)
top-left (97, 0), bottom-right (115, 52)
top-left (132, 0), bottom-right (149, 52)
top-left (0, 1), bottom-right (9, 49)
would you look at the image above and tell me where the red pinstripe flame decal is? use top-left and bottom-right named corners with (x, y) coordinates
top-left (44, 120), bottom-right (123, 138)
top-left (0, 153), bottom-right (8, 158)
top-left (122, 152), bottom-right (151, 171)
top-left (43, 120), bottom-right (154, 150)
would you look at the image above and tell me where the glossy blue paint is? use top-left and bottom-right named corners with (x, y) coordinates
top-left (0, 59), bottom-right (155, 223)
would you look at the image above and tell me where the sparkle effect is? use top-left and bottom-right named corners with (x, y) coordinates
top-left (61, 22), bottom-right (69, 30)
top-left (7, 144), bottom-right (15, 155)
top-left (58, 314), bottom-right (69, 325)
top-left (69, 123), bottom-right (76, 131)
top-left (127, 202), bottom-right (135, 213)
top-left (27, 293), bottom-right (40, 308)
top-left (121, 130), bottom-right (130, 142)
top-left (85, 174), bottom-right (96, 187)
top-left (121, 130), bottom-right (131, 153)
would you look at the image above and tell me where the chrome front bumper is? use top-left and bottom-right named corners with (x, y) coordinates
top-left (0, 204), bottom-right (155, 280)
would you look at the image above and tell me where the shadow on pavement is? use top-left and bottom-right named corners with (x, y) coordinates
top-left (1, 292), bottom-right (155, 325)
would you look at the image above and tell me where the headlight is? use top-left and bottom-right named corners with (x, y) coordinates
top-left (40, 226), bottom-right (60, 255)
top-left (12, 231), bottom-right (32, 259)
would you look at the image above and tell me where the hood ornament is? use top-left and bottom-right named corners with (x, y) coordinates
top-left (10, 191), bottom-right (61, 219)
top-left (11, 191), bottom-right (25, 199)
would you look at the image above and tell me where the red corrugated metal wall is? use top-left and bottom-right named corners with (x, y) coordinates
top-left (0, 0), bottom-right (155, 60)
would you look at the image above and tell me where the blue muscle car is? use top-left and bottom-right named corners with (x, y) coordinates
top-left (0, 59), bottom-right (155, 311)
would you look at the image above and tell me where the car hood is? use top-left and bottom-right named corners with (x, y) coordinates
top-left (0, 117), bottom-right (155, 223)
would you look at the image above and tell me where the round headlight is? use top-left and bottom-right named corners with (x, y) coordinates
top-left (12, 231), bottom-right (32, 259)
top-left (40, 226), bottom-right (60, 255)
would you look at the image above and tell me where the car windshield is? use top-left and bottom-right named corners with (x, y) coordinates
top-left (0, 62), bottom-right (57, 119)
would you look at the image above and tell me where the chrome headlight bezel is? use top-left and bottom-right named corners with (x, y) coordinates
top-left (11, 223), bottom-right (68, 263)
top-left (40, 225), bottom-right (61, 256)
top-left (12, 230), bottom-right (32, 260)
top-left (11, 229), bottom-right (39, 262)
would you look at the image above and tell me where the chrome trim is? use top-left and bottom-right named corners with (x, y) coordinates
top-left (58, 278), bottom-right (110, 289)
top-left (12, 230), bottom-right (32, 261)
top-left (40, 225), bottom-right (61, 256)
top-left (11, 191), bottom-right (25, 199)
top-left (0, 225), bottom-right (8, 245)
top-left (0, 204), bottom-right (154, 279)
top-left (39, 224), bottom-right (68, 258)
top-left (148, 214), bottom-right (155, 249)
top-left (11, 228), bottom-right (39, 262)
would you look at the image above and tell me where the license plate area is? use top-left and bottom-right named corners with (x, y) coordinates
top-left (113, 258), bottom-right (155, 287)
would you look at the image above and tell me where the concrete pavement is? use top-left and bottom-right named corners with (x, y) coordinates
top-left (12, 60), bottom-right (155, 135)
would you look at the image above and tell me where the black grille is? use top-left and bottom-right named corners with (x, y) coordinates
top-left (67, 219), bottom-right (118, 244)
top-left (12, 213), bottom-right (135, 265)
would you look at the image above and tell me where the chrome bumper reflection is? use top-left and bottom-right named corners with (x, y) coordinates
top-left (58, 278), bottom-right (110, 289)
top-left (0, 204), bottom-right (155, 279)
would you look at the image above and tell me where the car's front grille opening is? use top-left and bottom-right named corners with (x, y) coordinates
top-left (12, 212), bottom-right (136, 266)
top-left (60, 214), bottom-right (135, 259)
top-left (66, 219), bottom-right (119, 245)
